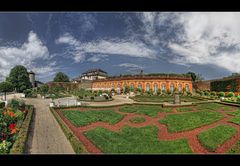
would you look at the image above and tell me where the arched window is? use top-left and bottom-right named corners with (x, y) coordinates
top-left (170, 83), bottom-right (175, 93)
top-left (146, 83), bottom-right (150, 92)
top-left (138, 83), bottom-right (142, 90)
top-left (161, 83), bottom-right (166, 92)
top-left (123, 84), bottom-right (127, 92)
top-left (117, 84), bottom-right (121, 94)
top-left (154, 83), bottom-right (158, 93)
top-left (186, 84), bottom-right (190, 92)
top-left (130, 83), bottom-right (134, 91)
top-left (178, 84), bottom-right (182, 92)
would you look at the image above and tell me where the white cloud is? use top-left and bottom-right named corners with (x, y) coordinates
top-left (117, 63), bottom-right (144, 73)
top-left (0, 31), bottom-right (57, 81)
top-left (56, 33), bottom-right (157, 63)
top-left (87, 54), bottom-right (108, 62)
top-left (167, 12), bottom-right (240, 73)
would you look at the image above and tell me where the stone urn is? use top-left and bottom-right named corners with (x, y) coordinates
top-left (49, 102), bottom-right (55, 107)
top-left (174, 92), bottom-right (181, 104)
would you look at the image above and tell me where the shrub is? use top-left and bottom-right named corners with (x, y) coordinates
top-left (0, 141), bottom-right (12, 154)
top-left (90, 96), bottom-right (94, 100)
top-left (84, 94), bottom-right (87, 97)
top-left (0, 102), bottom-right (5, 109)
top-left (167, 89), bottom-right (171, 95)
top-left (104, 96), bottom-right (109, 100)
top-left (219, 92), bottom-right (225, 97)
top-left (196, 89), bottom-right (201, 94)
top-left (210, 92), bottom-right (216, 96)
top-left (237, 95), bottom-right (240, 103)
top-left (7, 99), bottom-right (25, 110)
top-left (204, 91), bottom-right (209, 96)
top-left (187, 91), bottom-right (192, 96)
top-left (79, 96), bottom-right (83, 100)
top-left (228, 92), bottom-right (235, 97)
top-left (200, 91), bottom-right (204, 96)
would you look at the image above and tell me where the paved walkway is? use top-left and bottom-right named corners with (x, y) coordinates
top-left (25, 98), bottom-right (74, 154)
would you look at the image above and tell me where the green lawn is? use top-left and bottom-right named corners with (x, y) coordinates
top-left (160, 111), bottom-right (224, 133)
top-left (227, 110), bottom-right (240, 125)
top-left (131, 95), bottom-right (203, 103)
top-left (62, 110), bottom-right (125, 127)
top-left (120, 105), bottom-right (172, 117)
top-left (129, 117), bottom-right (146, 123)
top-left (196, 103), bottom-right (233, 111)
top-left (228, 141), bottom-right (240, 153)
top-left (176, 107), bottom-right (193, 112)
top-left (227, 110), bottom-right (240, 116)
top-left (84, 126), bottom-right (192, 153)
top-left (197, 125), bottom-right (237, 152)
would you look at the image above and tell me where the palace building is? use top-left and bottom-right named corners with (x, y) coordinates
top-left (72, 68), bottom-right (108, 83)
top-left (92, 73), bottom-right (193, 94)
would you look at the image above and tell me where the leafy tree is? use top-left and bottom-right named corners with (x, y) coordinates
top-left (39, 84), bottom-right (49, 96)
top-left (186, 72), bottom-right (204, 82)
top-left (6, 65), bottom-right (32, 92)
top-left (53, 72), bottom-right (69, 82)
top-left (0, 81), bottom-right (13, 101)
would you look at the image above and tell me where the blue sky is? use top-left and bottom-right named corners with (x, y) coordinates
top-left (0, 12), bottom-right (239, 83)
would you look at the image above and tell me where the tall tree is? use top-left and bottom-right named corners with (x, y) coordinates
top-left (7, 65), bottom-right (32, 92)
top-left (186, 72), bottom-right (197, 82)
top-left (186, 72), bottom-right (204, 82)
top-left (53, 72), bottom-right (70, 82)
top-left (0, 81), bottom-right (13, 101)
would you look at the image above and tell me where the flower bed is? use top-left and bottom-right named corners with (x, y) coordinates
top-left (0, 99), bottom-right (33, 154)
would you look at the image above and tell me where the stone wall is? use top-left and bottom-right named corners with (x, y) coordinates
top-left (193, 80), bottom-right (211, 91)
top-left (47, 80), bottom-right (92, 91)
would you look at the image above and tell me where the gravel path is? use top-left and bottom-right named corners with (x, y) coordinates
top-left (25, 98), bottom-right (74, 154)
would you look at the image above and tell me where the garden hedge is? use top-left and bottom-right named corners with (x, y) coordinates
top-left (53, 102), bottom-right (164, 110)
top-left (50, 108), bottom-right (87, 154)
top-left (211, 79), bottom-right (238, 92)
top-left (10, 105), bottom-right (34, 154)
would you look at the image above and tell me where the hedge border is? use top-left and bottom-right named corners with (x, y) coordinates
top-left (10, 106), bottom-right (34, 154)
top-left (50, 107), bottom-right (88, 154)
top-left (52, 102), bottom-right (167, 110)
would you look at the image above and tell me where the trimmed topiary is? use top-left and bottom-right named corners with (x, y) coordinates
top-left (228, 92), bottom-right (235, 97)
top-left (219, 92), bottom-right (225, 97)
top-left (210, 92), bottom-right (216, 96)
top-left (204, 91), bottom-right (209, 96)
